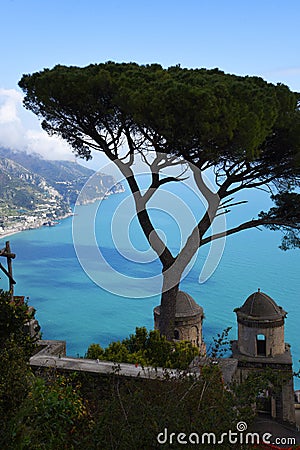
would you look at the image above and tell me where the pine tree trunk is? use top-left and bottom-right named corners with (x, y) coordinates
top-left (158, 280), bottom-right (179, 341)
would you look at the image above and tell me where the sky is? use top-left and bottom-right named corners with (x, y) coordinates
top-left (0, 0), bottom-right (300, 164)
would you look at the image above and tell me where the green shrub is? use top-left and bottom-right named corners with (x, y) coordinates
top-left (0, 290), bottom-right (90, 449)
top-left (0, 289), bottom-right (37, 357)
top-left (8, 374), bottom-right (90, 449)
top-left (86, 327), bottom-right (199, 369)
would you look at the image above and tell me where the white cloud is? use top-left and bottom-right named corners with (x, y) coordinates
top-left (0, 88), bottom-right (74, 160)
top-left (25, 129), bottom-right (74, 161)
top-left (0, 88), bottom-right (23, 123)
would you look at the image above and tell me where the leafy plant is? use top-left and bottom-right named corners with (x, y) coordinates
top-left (86, 327), bottom-right (199, 369)
top-left (0, 289), bottom-right (37, 356)
top-left (8, 374), bottom-right (90, 449)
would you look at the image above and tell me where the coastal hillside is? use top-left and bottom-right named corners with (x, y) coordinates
top-left (0, 148), bottom-right (123, 205)
top-left (0, 148), bottom-right (124, 235)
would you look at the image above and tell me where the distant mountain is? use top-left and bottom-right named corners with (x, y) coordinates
top-left (0, 148), bottom-right (124, 234)
top-left (0, 148), bottom-right (123, 205)
top-left (0, 154), bottom-right (65, 206)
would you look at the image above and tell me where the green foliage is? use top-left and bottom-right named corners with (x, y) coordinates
top-left (1, 359), bottom-right (287, 450)
top-left (0, 290), bottom-right (37, 436)
top-left (86, 327), bottom-right (199, 369)
top-left (0, 289), bottom-right (37, 356)
top-left (18, 62), bottom-right (300, 256)
top-left (259, 192), bottom-right (300, 250)
top-left (7, 374), bottom-right (90, 450)
top-left (77, 365), bottom-right (259, 450)
top-left (0, 355), bottom-right (91, 450)
top-left (0, 314), bottom-right (288, 449)
top-left (208, 326), bottom-right (232, 359)
top-left (0, 290), bottom-right (90, 449)
top-left (0, 339), bottom-right (34, 439)
top-left (85, 342), bottom-right (105, 359)
top-left (230, 367), bottom-right (293, 427)
top-left (19, 62), bottom-right (300, 166)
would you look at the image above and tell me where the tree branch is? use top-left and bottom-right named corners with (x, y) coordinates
top-left (189, 164), bottom-right (217, 205)
top-left (113, 159), bottom-right (175, 269)
top-left (200, 218), bottom-right (299, 246)
top-left (141, 156), bottom-right (188, 205)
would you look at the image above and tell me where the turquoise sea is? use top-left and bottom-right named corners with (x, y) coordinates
top-left (1, 181), bottom-right (299, 388)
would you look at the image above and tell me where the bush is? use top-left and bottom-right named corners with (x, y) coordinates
top-left (0, 291), bottom-right (90, 449)
top-left (86, 327), bottom-right (199, 369)
top-left (78, 365), bottom-right (254, 450)
top-left (0, 289), bottom-right (37, 357)
top-left (0, 289), bottom-right (37, 440)
top-left (8, 374), bottom-right (90, 449)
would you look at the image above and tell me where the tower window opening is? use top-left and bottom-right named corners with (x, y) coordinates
top-left (256, 334), bottom-right (266, 356)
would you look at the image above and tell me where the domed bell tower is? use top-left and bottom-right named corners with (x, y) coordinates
top-left (232, 289), bottom-right (295, 424)
top-left (154, 290), bottom-right (206, 354)
top-left (235, 288), bottom-right (286, 358)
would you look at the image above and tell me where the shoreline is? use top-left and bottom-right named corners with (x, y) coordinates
top-left (0, 229), bottom-right (23, 240)
top-left (0, 191), bottom-right (125, 243)
top-left (0, 212), bottom-right (74, 242)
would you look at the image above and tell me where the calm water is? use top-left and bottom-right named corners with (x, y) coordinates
top-left (1, 182), bottom-right (299, 388)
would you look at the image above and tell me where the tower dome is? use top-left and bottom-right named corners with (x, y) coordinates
top-left (236, 289), bottom-right (286, 326)
top-left (153, 291), bottom-right (205, 351)
top-left (174, 291), bottom-right (204, 318)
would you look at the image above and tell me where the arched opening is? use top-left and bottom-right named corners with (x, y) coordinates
top-left (190, 326), bottom-right (199, 347)
top-left (256, 389), bottom-right (272, 415)
top-left (174, 329), bottom-right (180, 340)
top-left (256, 334), bottom-right (266, 356)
